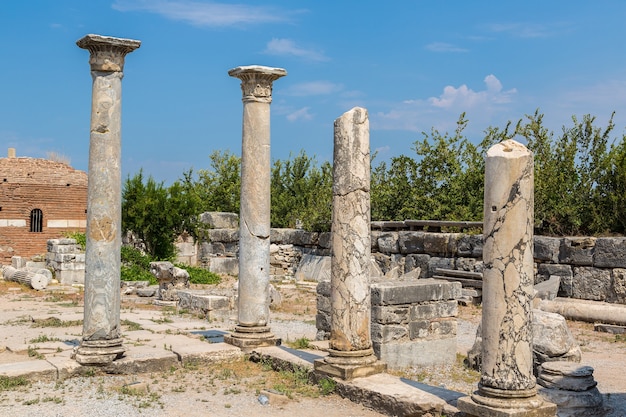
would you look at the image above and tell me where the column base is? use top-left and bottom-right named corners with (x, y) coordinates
top-left (72, 338), bottom-right (125, 366)
top-left (223, 325), bottom-right (281, 351)
top-left (314, 348), bottom-right (387, 380)
top-left (458, 391), bottom-right (557, 417)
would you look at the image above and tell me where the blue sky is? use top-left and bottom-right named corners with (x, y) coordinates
top-left (2, 1), bottom-right (626, 184)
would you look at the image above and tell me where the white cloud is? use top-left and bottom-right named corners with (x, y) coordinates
top-left (373, 75), bottom-right (517, 134)
top-left (284, 81), bottom-right (343, 97)
top-left (429, 74), bottom-right (516, 109)
top-left (286, 107), bottom-right (313, 122)
top-left (112, 0), bottom-right (298, 27)
top-left (263, 38), bottom-right (329, 62)
top-left (425, 42), bottom-right (468, 53)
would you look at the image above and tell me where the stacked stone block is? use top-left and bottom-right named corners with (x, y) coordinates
top-left (46, 238), bottom-right (85, 285)
top-left (317, 278), bottom-right (462, 369)
top-left (370, 279), bottom-right (461, 369)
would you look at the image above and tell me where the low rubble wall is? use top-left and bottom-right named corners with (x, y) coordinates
top-left (191, 225), bottom-right (626, 305)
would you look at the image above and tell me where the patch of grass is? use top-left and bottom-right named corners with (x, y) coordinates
top-left (31, 317), bottom-right (82, 328)
top-left (288, 337), bottom-right (311, 349)
top-left (317, 377), bottom-right (336, 395)
top-left (29, 334), bottom-right (59, 344)
top-left (23, 398), bottom-right (40, 405)
top-left (0, 376), bottom-right (29, 392)
top-left (121, 319), bottom-right (143, 331)
top-left (42, 396), bottom-right (63, 404)
top-left (152, 317), bottom-right (173, 324)
top-left (27, 347), bottom-right (44, 360)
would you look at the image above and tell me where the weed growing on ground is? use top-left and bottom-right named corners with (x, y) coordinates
top-left (0, 376), bottom-right (29, 392)
top-left (288, 336), bottom-right (311, 349)
top-left (121, 319), bottom-right (143, 331)
top-left (27, 346), bottom-right (44, 360)
top-left (29, 334), bottom-right (59, 344)
top-left (31, 317), bottom-right (82, 328)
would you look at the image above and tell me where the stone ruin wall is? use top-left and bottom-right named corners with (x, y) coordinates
top-left (190, 227), bottom-right (626, 305)
top-left (0, 156), bottom-right (88, 264)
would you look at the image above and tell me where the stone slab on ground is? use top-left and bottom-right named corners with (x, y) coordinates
top-left (252, 344), bottom-right (463, 416)
top-left (171, 341), bottom-right (243, 366)
top-left (45, 351), bottom-right (83, 380)
top-left (102, 344), bottom-right (180, 374)
top-left (0, 359), bottom-right (58, 382)
top-left (336, 372), bottom-right (463, 417)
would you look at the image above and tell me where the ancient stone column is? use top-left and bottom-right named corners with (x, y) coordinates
top-left (73, 34), bottom-right (140, 365)
top-left (314, 107), bottom-right (386, 380)
top-left (224, 66), bottom-right (286, 350)
top-left (458, 140), bottom-right (556, 416)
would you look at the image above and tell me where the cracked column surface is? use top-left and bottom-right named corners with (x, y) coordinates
top-left (458, 140), bottom-right (556, 416)
top-left (224, 66), bottom-right (286, 350)
top-left (74, 34), bottom-right (140, 366)
top-left (314, 107), bottom-right (386, 380)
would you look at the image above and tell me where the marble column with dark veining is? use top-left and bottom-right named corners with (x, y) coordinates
top-left (314, 107), bottom-right (386, 380)
top-left (458, 140), bottom-right (556, 416)
top-left (224, 65), bottom-right (286, 350)
top-left (73, 34), bottom-right (140, 365)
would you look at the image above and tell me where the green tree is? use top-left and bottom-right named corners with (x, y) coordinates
top-left (122, 170), bottom-right (201, 259)
top-left (195, 150), bottom-right (241, 213)
top-left (271, 151), bottom-right (332, 231)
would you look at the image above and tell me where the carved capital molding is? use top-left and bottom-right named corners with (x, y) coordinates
top-left (228, 66), bottom-right (287, 103)
top-left (77, 34), bottom-right (141, 73)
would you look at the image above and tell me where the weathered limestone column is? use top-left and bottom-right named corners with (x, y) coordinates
top-left (314, 107), bottom-right (386, 380)
top-left (224, 66), bottom-right (286, 350)
top-left (458, 140), bottom-right (556, 416)
top-left (73, 34), bottom-right (140, 365)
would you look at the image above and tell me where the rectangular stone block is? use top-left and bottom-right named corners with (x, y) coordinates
top-left (409, 300), bottom-right (458, 320)
top-left (208, 257), bottom-right (238, 276)
top-left (398, 231), bottom-right (425, 254)
top-left (457, 234), bottom-right (483, 258)
top-left (371, 279), bottom-right (461, 305)
top-left (593, 237), bottom-right (626, 268)
top-left (559, 237), bottom-right (595, 266)
top-left (317, 293), bottom-right (331, 313)
top-left (57, 270), bottom-right (85, 285)
top-left (371, 305), bottom-right (410, 324)
top-left (408, 318), bottom-right (457, 339)
top-left (377, 232), bottom-right (400, 254)
top-left (423, 233), bottom-right (457, 256)
top-left (370, 323), bottom-right (408, 344)
top-left (316, 312), bottom-right (330, 332)
top-left (533, 236), bottom-right (561, 262)
top-left (373, 337), bottom-right (456, 369)
top-left (572, 267), bottom-right (611, 301)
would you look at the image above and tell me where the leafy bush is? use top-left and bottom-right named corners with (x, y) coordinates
top-left (176, 264), bottom-right (221, 285)
top-left (62, 231), bottom-right (86, 251)
top-left (121, 246), bottom-right (156, 285)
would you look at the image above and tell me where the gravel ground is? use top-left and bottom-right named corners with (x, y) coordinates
top-left (1, 279), bottom-right (625, 416)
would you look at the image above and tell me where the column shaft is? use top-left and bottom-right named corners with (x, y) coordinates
top-left (314, 107), bottom-right (386, 380)
top-left (238, 100), bottom-right (271, 326)
top-left (480, 139), bottom-right (535, 393)
top-left (83, 71), bottom-right (123, 340)
top-left (330, 107), bottom-right (372, 352)
top-left (457, 139), bottom-right (555, 416)
top-left (224, 65), bottom-right (285, 350)
top-left (74, 34), bottom-right (140, 366)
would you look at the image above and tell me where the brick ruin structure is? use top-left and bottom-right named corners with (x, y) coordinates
top-left (0, 148), bottom-right (87, 264)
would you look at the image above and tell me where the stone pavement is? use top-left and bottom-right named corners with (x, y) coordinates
top-left (0, 287), bottom-right (465, 416)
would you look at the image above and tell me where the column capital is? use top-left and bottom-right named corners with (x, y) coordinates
top-left (228, 65), bottom-right (287, 103)
top-left (77, 34), bottom-right (141, 72)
